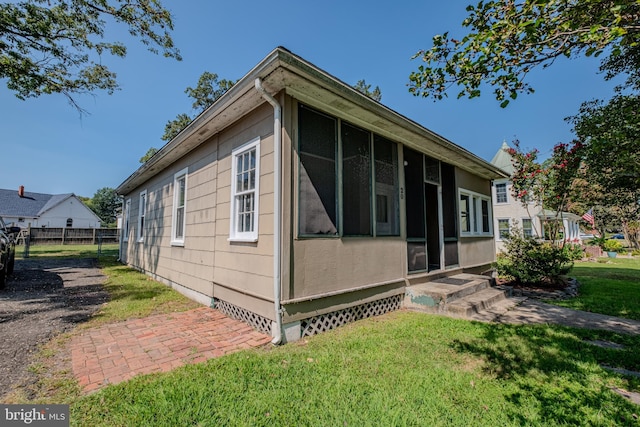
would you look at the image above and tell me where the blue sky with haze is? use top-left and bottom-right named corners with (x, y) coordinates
top-left (1, 1), bottom-right (620, 197)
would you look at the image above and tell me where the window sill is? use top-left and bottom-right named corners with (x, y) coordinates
top-left (460, 233), bottom-right (494, 238)
top-left (228, 237), bottom-right (258, 243)
top-left (171, 240), bottom-right (185, 247)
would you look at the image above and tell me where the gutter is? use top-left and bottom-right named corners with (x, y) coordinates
top-left (254, 78), bottom-right (283, 345)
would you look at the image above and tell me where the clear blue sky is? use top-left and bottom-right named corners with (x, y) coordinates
top-left (1, 1), bottom-right (619, 198)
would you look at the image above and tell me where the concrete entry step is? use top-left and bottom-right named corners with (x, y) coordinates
top-left (446, 288), bottom-right (508, 317)
top-left (404, 273), bottom-right (508, 318)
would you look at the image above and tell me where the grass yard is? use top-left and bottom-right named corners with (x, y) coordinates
top-left (16, 243), bottom-right (120, 259)
top-left (549, 257), bottom-right (640, 320)
top-left (11, 246), bottom-right (640, 425)
top-left (71, 313), bottom-right (640, 426)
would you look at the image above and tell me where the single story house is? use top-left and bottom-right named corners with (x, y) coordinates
top-left (116, 47), bottom-right (508, 343)
top-left (490, 141), bottom-right (583, 252)
top-left (0, 186), bottom-right (101, 228)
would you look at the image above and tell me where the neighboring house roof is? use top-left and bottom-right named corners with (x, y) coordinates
top-left (0, 188), bottom-right (73, 218)
top-left (117, 46), bottom-right (508, 195)
top-left (490, 141), bottom-right (514, 175)
top-left (0, 188), bottom-right (100, 223)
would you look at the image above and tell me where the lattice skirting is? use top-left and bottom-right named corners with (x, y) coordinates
top-left (300, 294), bottom-right (403, 338)
top-left (214, 299), bottom-right (272, 335)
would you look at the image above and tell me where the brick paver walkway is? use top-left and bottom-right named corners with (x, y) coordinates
top-left (70, 307), bottom-right (272, 393)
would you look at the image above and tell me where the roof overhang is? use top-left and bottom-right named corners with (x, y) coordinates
top-left (116, 47), bottom-right (507, 195)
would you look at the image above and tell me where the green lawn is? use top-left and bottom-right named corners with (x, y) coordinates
top-left (11, 246), bottom-right (640, 425)
top-left (71, 313), bottom-right (640, 426)
top-left (550, 257), bottom-right (640, 320)
top-left (16, 243), bottom-right (120, 259)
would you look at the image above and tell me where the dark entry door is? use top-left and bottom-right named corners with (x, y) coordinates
top-left (404, 147), bottom-right (442, 272)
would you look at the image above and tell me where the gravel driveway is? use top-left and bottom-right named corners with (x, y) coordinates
top-left (0, 258), bottom-right (108, 399)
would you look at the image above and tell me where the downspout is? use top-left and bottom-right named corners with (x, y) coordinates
top-left (117, 199), bottom-right (124, 262)
top-left (255, 78), bottom-right (283, 344)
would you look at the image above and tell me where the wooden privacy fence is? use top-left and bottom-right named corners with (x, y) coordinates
top-left (16, 227), bottom-right (120, 245)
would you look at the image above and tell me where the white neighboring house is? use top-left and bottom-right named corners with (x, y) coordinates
top-left (0, 186), bottom-right (101, 228)
top-left (491, 142), bottom-right (582, 253)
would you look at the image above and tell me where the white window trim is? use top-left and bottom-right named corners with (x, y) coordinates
top-left (521, 217), bottom-right (534, 238)
top-left (123, 198), bottom-right (131, 242)
top-left (459, 188), bottom-right (493, 237)
top-left (495, 182), bottom-right (508, 204)
top-left (137, 190), bottom-right (147, 243)
top-left (497, 218), bottom-right (510, 240)
top-left (171, 167), bottom-right (188, 246)
top-left (229, 137), bottom-right (260, 242)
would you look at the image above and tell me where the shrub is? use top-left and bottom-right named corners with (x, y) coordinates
top-left (603, 239), bottom-right (624, 253)
top-left (563, 243), bottom-right (584, 261)
top-left (494, 228), bottom-right (573, 285)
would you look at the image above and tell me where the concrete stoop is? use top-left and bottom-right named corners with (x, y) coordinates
top-left (405, 273), bottom-right (519, 319)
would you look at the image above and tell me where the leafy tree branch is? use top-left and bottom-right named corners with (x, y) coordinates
top-left (409, 0), bottom-right (640, 107)
top-left (1, 0), bottom-right (181, 111)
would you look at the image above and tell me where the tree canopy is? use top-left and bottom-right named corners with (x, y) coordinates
top-left (1, 0), bottom-right (180, 111)
top-left (569, 94), bottom-right (640, 193)
top-left (90, 187), bottom-right (121, 226)
top-left (160, 72), bottom-right (236, 142)
top-left (409, 0), bottom-right (640, 107)
top-left (353, 79), bottom-right (382, 102)
top-left (140, 72), bottom-right (236, 163)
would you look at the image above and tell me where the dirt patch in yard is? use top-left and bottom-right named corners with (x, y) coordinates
top-left (0, 258), bottom-right (108, 401)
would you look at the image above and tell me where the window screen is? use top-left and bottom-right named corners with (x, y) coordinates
top-left (374, 135), bottom-right (399, 236)
top-left (298, 105), bottom-right (338, 235)
top-left (342, 123), bottom-right (371, 236)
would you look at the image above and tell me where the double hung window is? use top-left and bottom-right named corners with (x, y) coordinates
top-left (137, 190), bottom-right (147, 242)
top-left (498, 219), bottom-right (510, 239)
top-left (495, 182), bottom-right (508, 204)
top-left (172, 168), bottom-right (188, 245)
top-left (123, 199), bottom-right (131, 242)
top-left (230, 138), bottom-right (260, 241)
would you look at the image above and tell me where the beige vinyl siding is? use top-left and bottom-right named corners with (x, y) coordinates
top-left (121, 104), bottom-right (276, 303)
top-left (212, 103), bottom-right (275, 303)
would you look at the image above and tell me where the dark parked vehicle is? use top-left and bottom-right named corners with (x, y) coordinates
top-left (0, 216), bottom-right (20, 288)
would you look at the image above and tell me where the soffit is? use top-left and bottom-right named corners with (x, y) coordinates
top-left (117, 47), bottom-right (506, 195)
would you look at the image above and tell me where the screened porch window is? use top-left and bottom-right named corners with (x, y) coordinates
top-left (297, 104), bottom-right (400, 238)
top-left (298, 105), bottom-right (338, 235)
top-left (342, 122), bottom-right (371, 236)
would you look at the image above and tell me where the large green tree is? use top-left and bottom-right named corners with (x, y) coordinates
top-left (1, 0), bottom-right (180, 111)
top-left (569, 95), bottom-right (640, 193)
top-left (409, 0), bottom-right (640, 107)
top-left (160, 72), bottom-right (236, 142)
top-left (139, 72), bottom-right (236, 162)
top-left (91, 187), bottom-right (122, 227)
top-left (568, 94), bottom-right (640, 248)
